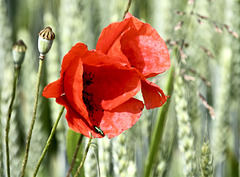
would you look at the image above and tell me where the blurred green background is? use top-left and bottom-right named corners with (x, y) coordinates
top-left (0, 0), bottom-right (239, 176)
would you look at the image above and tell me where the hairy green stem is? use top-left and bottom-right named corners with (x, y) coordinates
top-left (74, 137), bottom-right (92, 177)
top-left (5, 67), bottom-right (20, 177)
top-left (143, 66), bottom-right (174, 177)
top-left (32, 106), bottom-right (65, 177)
top-left (66, 134), bottom-right (84, 177)
top-left (20, 59), bottom-right (44, 177)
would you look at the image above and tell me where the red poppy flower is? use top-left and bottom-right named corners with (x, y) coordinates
top-left (42, 43), bottom-right (144, 139)
top-left (96, 13), bottom-right (171, 109)
top-left (43, 14), bottom-right (170, 139)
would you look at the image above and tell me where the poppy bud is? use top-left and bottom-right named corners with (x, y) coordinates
top-left (12, 39), bottom-right (27, 68)
top-left (38, 27), bottom-right (55, 59)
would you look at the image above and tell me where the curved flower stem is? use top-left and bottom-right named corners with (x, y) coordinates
top-left (5, 67), bottom-right (20, 177)
top-left (143, 66), bottom-right (175, 177)
top-left (122, 0), bottom-right (132, 20)
top-left (74, 137), bottom-right (92, 177)
top-left (32, 106), bottom-right (65, 177)
top-left (20, 59), bottom-right (44, 177)
top-left (66, 134), bottom-right (84, 177)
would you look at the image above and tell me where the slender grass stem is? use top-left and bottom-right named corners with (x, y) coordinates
top-left (122, 0), bottom-right (132, 20)
top-left (32, 106), bottom-right (65, 177)
top-left (66, 134), bottom-right (84, 177)
top-left (74, 137), bottom-right (92, 177)
top-left (20, 59), bottom-right (44, 177)
top-left (5, 67), bottom-right (20, 177)
top-left (143, 66), bottom-right (174, 177)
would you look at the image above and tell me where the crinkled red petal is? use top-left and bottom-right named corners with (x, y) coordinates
top-left (96, 17), bottom-right (132, 54)
top-left (60, 43), bottom-right (89, 76)
top-left (96, 13), bottom-right (170, 78)
top-left (82, 50), bottom-right (130, 68)
top-left (42, 79), bottom-right (63, 98)
top-left (124, 12), bottom-right (133, 19)
top-left (121, 23), bottom-right (171, 78)
top-left (100, 98), bottom-right (144, 139)
top-left (141, 79), bottom-right (168, 109)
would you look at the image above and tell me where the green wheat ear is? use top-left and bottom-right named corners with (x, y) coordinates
top-left (112, 133), bottom-right (136, 177)
top-left (212, 47), bottom-right (231, 169)
top-left (200, 140), bottom-right (213, 177)
top-left (98, 137), bottom-right (112, 177)
top-left (174, 72), bottom-right (196, 177)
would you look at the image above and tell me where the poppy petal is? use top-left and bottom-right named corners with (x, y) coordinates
top-left (106, 37), bottom-right (132, 66)
top-left (97, 13), bottom-right (170, 78)
top-left (141, 79), bottom-right (168, 109)
top-left (124, 12), bottom-right (133, 19)
top-left (61, 43), bottom-right (89, 76)
top-left (100, 98), bottom-right (144, 139)
top-left (81, 50), bottom-right (130, 68)
top-left (42, 42), bottom-right (90, 100)
top-left (63, 54), bottom-right (89, 119)
top-left (96, 17), bottom-right (132, 54)
top-left (84, 64), bottom-right (141, 110)
top-left (56, 95), bottom-right (102, 138)
top-left (120, 20), bottom-right (171, 78)
top-left (42, 79), bottom-right (63, 98)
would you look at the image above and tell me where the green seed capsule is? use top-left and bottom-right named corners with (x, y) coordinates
top-left (12, 40), bottom-right (27, 68)
top-left (38, 27), bottom-right (55, 59)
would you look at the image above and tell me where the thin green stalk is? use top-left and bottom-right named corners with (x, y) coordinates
top-left (66, 134), bottom-right (84, 177)
top-left (74, 138), bottom-right (92, 177)
top-left (122, 0), bottom-right (132, 19)
top-left (5, 67), bottom-right (20, 177)
top-left (32, 106), bottom-right (65, 177)
top-left (20, 59), bottom-right (44, 177)
top-left (143, 66), bottom-right (174, 177)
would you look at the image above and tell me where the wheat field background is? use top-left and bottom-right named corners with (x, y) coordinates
top-left (0, 0), bottom-right (239, 176)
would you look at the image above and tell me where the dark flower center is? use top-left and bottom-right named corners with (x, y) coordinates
top-left (82, 72), bottom-right (104, 116)
top-left (83, 72), bottom-right (94, 89)
top-left (82, 72), bottom-right (96, 117)
top-left (82, 71), bottom-right (104, 136)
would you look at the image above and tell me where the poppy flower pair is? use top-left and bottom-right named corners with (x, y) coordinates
top-left (42, 13), bottom-right (171, 139)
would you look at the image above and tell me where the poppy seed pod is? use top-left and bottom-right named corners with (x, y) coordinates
top-left (38, 27), bottom-right (55, 59)
top-left (12, 40), bottom-right (27, 68)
